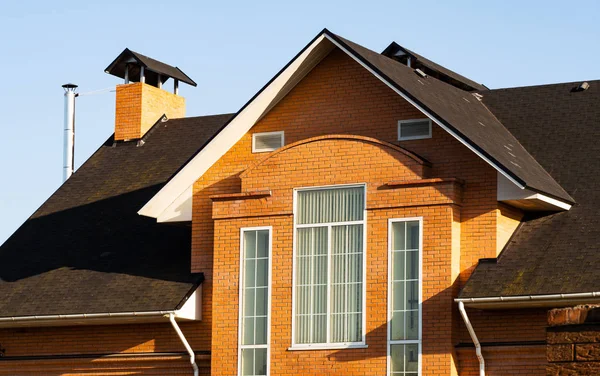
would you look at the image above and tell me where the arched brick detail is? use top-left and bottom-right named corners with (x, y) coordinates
top-left (240, 134), bottom-right (429, 180)
top-left (240, 134), bottom-right (430, 193)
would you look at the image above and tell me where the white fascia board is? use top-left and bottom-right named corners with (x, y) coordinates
top-left (138, 34), bottom-right (330, 219)
top-left (497, 173), bottom-right (571, 211)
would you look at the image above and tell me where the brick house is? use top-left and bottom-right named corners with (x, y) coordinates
top-left (0, 29), bottom-right (597, 375)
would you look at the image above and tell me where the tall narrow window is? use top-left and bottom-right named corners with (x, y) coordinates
top-left (389, 219), bottom-right (422, 376)
top-left (239, 228), bottom-right (271, 376)
top-left (293, 185), bottom-right (366, 348)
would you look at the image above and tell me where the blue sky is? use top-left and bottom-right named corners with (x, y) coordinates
top-left (0, 0), bottom-right (598, 244)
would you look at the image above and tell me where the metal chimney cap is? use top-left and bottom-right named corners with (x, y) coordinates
top-left (62, 83), bottom-right (78, 90)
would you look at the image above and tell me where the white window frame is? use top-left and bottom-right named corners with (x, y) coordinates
top-left (387, 217), bottom-right (423, 376)
top-left (252, 131), bottom-right (285, 153)
top-left (238, 226), bottom-right (273, 376)
top-left (290, 183), bottom-right (368, 350)
top-left (397, 119), bottom-right (432, 141)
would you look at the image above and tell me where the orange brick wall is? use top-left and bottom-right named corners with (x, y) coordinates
top-left (0, 321), bottom-right (210, 375)
top-left (115, 82), bottom-right (185, 140)
top-left (186, 47), bottom-right (540, 375)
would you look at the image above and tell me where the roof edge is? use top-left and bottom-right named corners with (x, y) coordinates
top-left (455, 291), bottom-right (600, 309)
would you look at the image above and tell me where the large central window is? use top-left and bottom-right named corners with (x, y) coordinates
top-left (293, 185), bottom-right (366, 348)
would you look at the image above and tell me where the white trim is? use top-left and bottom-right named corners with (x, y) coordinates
top-left (252, 131), bottom-right (285, 153)
top-left (497, 173), bottom-right (571, 211)
top-left (387, 217), bottom-right (423, 376)
top-left (290, 183), bottom-right (367, 349)
top-left (238, 226), bottom-right (272, 376)
top-left (397, 119), bottom-right (432, 141)
top-left (322, 34), bottom-right (526, 191)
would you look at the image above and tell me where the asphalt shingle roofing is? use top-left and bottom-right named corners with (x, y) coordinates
top-left (0, 113), bottom-right (232, 317)
top-left (460, 81), bottom-right (600, 298)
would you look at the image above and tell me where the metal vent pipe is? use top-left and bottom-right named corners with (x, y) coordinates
top-left (62, 83), bottom-right (78, 182)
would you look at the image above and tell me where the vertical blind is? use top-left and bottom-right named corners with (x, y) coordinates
top-left (240, 230), bottom-right (270, 376)
top-left (390, 220), bottom-right (420, 376)
top-left (295, 186), bottom-right (365, 345)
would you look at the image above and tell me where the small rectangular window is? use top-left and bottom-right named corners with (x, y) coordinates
top-left (239, 228), bottom-right (271, 376)
top-left (252, 131), bottom-right (284, 153)
top-left (398, 119), bottom-right (431, 141)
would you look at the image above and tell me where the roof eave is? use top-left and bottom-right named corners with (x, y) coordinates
top-left (455, 291), bottom-right (600, 310)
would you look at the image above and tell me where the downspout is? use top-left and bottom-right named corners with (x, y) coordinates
top-left (169, 313), bottom-right (199, 376)
top-left (458, 302), bottom-right (485, 376)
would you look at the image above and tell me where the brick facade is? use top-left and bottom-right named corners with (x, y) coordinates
top-left (115, 82), bottom-right (185, 140)
top-left (188, 48), bottom-right (535, 375)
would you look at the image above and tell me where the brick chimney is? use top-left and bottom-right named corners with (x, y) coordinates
top-left (105, 49), bottom-right (197, 141)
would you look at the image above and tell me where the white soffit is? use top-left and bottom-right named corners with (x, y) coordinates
top-left (139, 34), bottom-right (334, 220)
top-left (497, 173), bottom-right (571, 211)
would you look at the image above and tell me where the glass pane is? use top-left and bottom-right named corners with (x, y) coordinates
top-left (393, 250), bottom-right (405, 281)
top-left (256, 259), bottom-right (268, 287)
top-left (295, 315), bottom-right (308, 343)
top-left (406, 310), bottom-right (419, 340)
top-left (255, 317), bottom-right (267, 345)
top-left (392, 222), bottom-right (406, 251)
top-left (244, 231), bottom-right (257, 259)
top-left (347, 312), bottom-right (361, 342)
top-left (297, 186), bottom-right (364, 224)
top-left (243, 288), bottom-right (255, 317)
top-left (407, 281), bottom-right (419, 310)
top-left (406, 251), bottom-right (418, 280)
top-left (313, 255), bottom-right (327, 284)
top-left (242, 317), bottom-right (254, 345)
top-left (406, 344), bottom-right (419, 371)
top-left (257, 230), bottom-right (269, 258)
top-left (313, 285), bottom-right (327, 314)
top-left (313, 314), bottom-right (326, 343)
top-left (391, 311), bottom-right (405, 340)
top-left (254, 348), bottom-right (267, 376)
top-left (296, 286), bottom-right (310, 314)
top-left (406, 221), bottom-right (419, 250)
top-left (256, 287), bottom-right (267, 316)
top-left (244, 260), bottom-right (255, 288)
top-left (241, 348), bottom-right (254, 376)
top-left (390, 344), bottom-right (405, 372)
top-left (393, 281), bottom-right (405, 311)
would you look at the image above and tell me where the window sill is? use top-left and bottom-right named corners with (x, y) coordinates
top-left (287, 344), bottom-right (368, 351)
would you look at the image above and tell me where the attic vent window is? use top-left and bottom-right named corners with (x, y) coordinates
top-left (398, 119), bottom-right (432, 141)
top-left (252, 131), bottom-right (285, 153)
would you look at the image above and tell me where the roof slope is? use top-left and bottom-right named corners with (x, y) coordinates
top-left (330, 32), bottom-right (573, 203)
top-left (381, 41), bottom-right (488, 91)
top-left (0, 113), bottom-right (232, 317)
top-left (460, 81), bottom-right (600, 298)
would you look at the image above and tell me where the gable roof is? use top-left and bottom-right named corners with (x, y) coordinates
top-left (105, 48), bottom-right (197, 87)
top-left (0, 113), bottom-right (232, 318)
top-left (140, 29), bottom-right (573, 220)
top-left (381, 41), bottom-right (488, 92)
top-left (459, 80), bottom-right (600, 302)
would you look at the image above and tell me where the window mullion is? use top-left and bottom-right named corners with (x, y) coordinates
top-left (326, 225), bottom-right (332, 344)
top-left (309, 229), bottom-right (315, 344)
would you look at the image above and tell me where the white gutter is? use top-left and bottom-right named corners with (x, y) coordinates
top-left (0, 310), bottom-right (175, 324)
top-left (456, 291), bottom-right (600, 306)
top-left (169, 313), bottom-right (199, 376)
top-left (458, 302), bottom-right (485, 376)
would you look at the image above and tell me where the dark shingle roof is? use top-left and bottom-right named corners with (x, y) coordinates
top-left (329, 31), bottom-right (573, 203)
top-left (381, 41), bottom-right (488, 92)
top-left (105, 48), bottom-right (197, 87)
top-left (0, 113), bottom-right (232, 317)
top-left (460, 81), bottom-right (600, 298)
